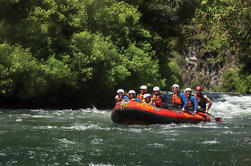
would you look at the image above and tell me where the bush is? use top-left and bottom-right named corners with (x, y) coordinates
top-left (222, 69), bottom-right (250, 93)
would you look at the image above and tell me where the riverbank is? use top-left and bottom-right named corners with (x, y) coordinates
top-left (0, 92), bottom-right (249, 110)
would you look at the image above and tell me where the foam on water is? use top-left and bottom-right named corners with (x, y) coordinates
top-left (61, 124), bottom-right (111, 131)
top-left (58, 138), bottom-right (76, 145)
top-left (201, 140), bottom-right (220, 145)
top-left (34, 125), bottom-right (58, 129)
top-left (91, 138), bottom-right (103, 145)
top-left (147, 143), bottom-right (165, 148)
top-left (15, 118), bottom-right (22, 122)
top-left (210, 94), bottom-right (251, 119)
top-left (89, 163), bottom-right (115, 166)
top-left (80, 107), bottom-right (108, 114)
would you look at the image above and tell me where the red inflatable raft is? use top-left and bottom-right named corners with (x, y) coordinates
top-left (112, 100), bottom-right (210, 124)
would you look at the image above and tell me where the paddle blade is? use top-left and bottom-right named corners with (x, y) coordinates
top-left (215, 117), bottom-right (223, 122)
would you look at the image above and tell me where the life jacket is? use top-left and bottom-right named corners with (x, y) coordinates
top-left (184, 92), bottom-right (194, 107)
top-left (129, 97), bottom-right (136, 101)
top-left (194, 93), bottom-right (207, 110)
top-left (172, 93), bottom-right (183, 105)
top-left (137, 94), bottom-right (144, 101)
top-left (115, 94), bottom-right (128, 103)
top-left (142, 98), bottom-right (153, 105)
top-left (152, 95), bottom-right (162, 107)
top-left (115, 96), bottom-right (124, 103)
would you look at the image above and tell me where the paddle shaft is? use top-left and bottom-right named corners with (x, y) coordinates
top-left (200, 110), bottom-right (223, 122)
top-left (205, 112), bottom-right (216, 118)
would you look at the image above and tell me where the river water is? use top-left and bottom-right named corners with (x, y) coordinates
top-left (0, 93), bottom-right (251, 166)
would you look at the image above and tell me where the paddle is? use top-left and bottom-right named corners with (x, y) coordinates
top-left (201, 111), bottom-right (223, 122)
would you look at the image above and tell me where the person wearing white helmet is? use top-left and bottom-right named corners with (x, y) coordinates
top-left (115, 89), bottom-right (129, 104)
top-left (184, 88), bottom-right (198, 113)
top-left (171, 84), bottom-right (188, 111)
top-left (128, 90), bottom-right (136, 100)
top-left (137, 85), bottom-right (148, 101)
top-left (152, 86), bottom-right (168, 108)
top-left (143, 93), bottom-right (155, 106)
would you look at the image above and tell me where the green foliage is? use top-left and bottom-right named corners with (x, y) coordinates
top-left (89, 1), bottom-right (143, 48)
top-left (0, 43), bottom-right (76, 100)
top-left (222, 69), bottom-right (251, 93)
top-left (0, 0), bottom-right (165, 107)
top-left (70, 30), bottom-right (131, 86)
top-left (184, 0), bottom-right (251, 92)
top-left (123, 0), bottom-right (200, 88)
top-left (190, 0), bottom-right (251, 66)
top-left (1, 0), bottom-right (250, 108)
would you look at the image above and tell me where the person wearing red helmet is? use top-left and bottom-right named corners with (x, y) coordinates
top-left (194, 86), bottom-right (212, 113)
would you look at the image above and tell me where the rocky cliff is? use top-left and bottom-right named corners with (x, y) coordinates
top-left (182, 41), bottom-right (236, 91)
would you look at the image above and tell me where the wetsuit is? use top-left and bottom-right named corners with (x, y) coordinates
top-left (194, 93), bottom-right (207, 111)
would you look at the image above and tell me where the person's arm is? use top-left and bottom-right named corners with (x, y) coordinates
top-left (180, 93), bottom-right (188, 111)
top-left (191, 96), bottom-right (198, 111)
top-left (204, 95), bottom-right (212, 113)
top-left (135, 97), bottom-right (142, 102)
top-left (124, 95), bottom-right (129, 100)
top-left (115, 95), bottom-right (118, 103)
top-left (151, 100), bottom-right (156, 106)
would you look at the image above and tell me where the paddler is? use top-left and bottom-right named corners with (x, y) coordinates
top-left (171, 84), bottom-right (188, 111)
top-left (152, 86), bottom-right (168, 108)
top-left (115, 89), bottom-right (129, 103)
top-left (137, 85), bottom-right (148, 102)
top-left (184, 88), bottom-right (198, 113)
top-left (128, 90), bottom-right (140, 101)
top-left (143, 94), bottom-right (155, 106)
top-left (194, 86), bottom-right (212, 113)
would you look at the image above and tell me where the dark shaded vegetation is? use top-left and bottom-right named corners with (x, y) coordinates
top-left (0, 0), bottom-right (250, 108)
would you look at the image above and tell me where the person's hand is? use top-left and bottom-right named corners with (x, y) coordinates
top-left (198, 106), bottom-right (201, 109)
top-left (206, 108), bottom-right (208, 113)
top-left (182, 107), bottom-right (185, 112)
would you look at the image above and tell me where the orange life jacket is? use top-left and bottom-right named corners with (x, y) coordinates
top-left (184, 92), bottom-right (194, 107)
top-left (172, 93), bottom-right (182, 105)
top-left (137, 94), bottom-right (144, 101)
top-left (115, 96), bottom-right (124, 102)
top-left (152, 95), bottom-right (162, 107)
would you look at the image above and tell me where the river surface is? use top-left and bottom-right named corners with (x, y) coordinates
top-left (0, 93), bottom-right (251, 166)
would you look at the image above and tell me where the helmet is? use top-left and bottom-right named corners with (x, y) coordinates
top-left (184, 88), bottom-right (192, 92)
top-left (128, 90), bottom-right (136, 94)
top-left (195, 86), bottom-right (202, 91)
top-left (117, 89), bottom-right (124, 94)
top-left (143, 94), bottom-right (151, 98)
top-left (140, 85), bottom-right (147, 90)
top-left (153, 86), bottom-right (160, 91)
top-left (172, 84), bottom-right (179, 89)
